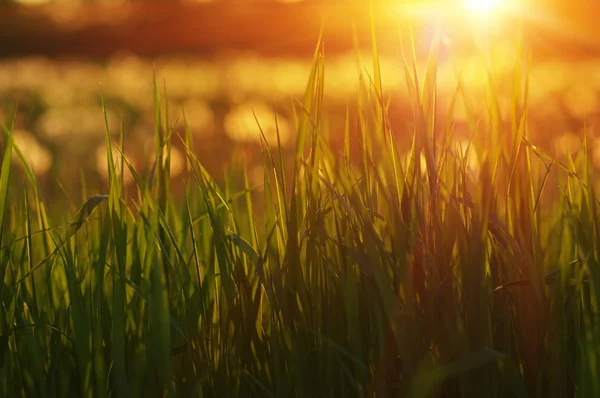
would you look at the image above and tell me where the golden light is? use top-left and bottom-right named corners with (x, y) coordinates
top-left (464, 0), bottom-right (503, 14)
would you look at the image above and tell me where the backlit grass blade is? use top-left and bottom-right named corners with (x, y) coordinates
top-left (64, 195), bottom-right (108, 241)
top-left (0, 125), bottom-right (13, 248)
top-left (0, 124), bottom-right (13, 307)
top-left (140, 209), bottom-right (174, 397)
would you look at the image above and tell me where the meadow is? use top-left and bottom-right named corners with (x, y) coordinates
top-left (1, 20), bottom-right (599, 398)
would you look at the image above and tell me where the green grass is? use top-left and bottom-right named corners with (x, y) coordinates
top-left (1, 20), bottom-right (600, 398)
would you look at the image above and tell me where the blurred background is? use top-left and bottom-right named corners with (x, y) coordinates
top-left (1, 0), bottom-right (600, 197)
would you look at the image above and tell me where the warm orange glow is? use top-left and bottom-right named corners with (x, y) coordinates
top-left (464, 0), bottom-right (503, 14)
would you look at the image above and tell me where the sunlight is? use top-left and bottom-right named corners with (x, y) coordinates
top-left (464, 0), bottom-right (503, 14)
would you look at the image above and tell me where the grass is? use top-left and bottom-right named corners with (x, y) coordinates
top-left (1, 18), bottom-right (600, 398)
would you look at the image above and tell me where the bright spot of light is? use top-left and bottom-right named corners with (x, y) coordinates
top-left (15, 0), bottom-right (52, 6)
top-left (12, 130), bottom-right (52, 175)
top-left (464, 0), bottom-right (502, 14)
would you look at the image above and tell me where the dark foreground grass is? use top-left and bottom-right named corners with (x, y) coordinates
top-left (1, 24), bottom-right (600, 398)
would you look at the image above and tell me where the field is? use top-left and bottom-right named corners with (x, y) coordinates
top-left (1, 17), bottom-right (600, 398)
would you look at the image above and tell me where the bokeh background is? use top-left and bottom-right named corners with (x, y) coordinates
top-left (1, 0), bottom-right (600, 198)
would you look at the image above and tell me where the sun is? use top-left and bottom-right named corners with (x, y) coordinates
top-left (464, 0), bottom-right (503, 13)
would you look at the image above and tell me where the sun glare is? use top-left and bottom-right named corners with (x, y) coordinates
top-left (464, 0), bottom-right (502, 13)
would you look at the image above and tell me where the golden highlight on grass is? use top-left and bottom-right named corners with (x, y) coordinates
top-left (1, 18), bottom-right (599, 398)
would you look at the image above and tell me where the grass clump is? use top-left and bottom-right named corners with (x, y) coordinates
top-left (1, 22), bottom-right (600, 398)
